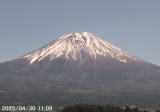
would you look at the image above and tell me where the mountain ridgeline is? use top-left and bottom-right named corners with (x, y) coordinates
top-left (0, 32), bottom-right (160, 108)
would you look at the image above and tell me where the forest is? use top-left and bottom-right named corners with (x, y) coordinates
top-left (62, 104), bottom-right (160, 112)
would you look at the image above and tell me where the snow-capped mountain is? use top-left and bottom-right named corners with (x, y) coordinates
top-left (0, 32), bottom-right (160, 108)
top-left (21, 32), bottom-right (142, 64)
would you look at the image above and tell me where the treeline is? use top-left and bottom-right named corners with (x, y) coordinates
top-left (62, 104), bottom-right (160, 112)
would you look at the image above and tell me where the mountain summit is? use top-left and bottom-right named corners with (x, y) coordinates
top-left (21, 32), bottom-right (142, 64)
top-left (0, 32), bottom-right (160, 107)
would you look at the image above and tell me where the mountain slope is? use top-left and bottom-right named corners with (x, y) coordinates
top-left (21, 32), bottom-right (143, 64)
top-left (0, 32), bottom-right (160, 108)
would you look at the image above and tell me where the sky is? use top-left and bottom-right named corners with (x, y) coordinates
top-left (0, 0), bottom-right (160, 66)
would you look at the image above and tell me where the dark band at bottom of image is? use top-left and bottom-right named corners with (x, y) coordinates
top-left (1, 104), bottom-right (160, 112)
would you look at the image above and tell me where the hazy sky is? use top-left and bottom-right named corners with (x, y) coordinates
top-left (0, 0), bottom-right (160, 66)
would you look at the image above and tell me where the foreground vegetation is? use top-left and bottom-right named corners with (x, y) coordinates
top-left (62, 104), bottom-right (160, 112)
top-left (2, 104), bottom-right (160, 112)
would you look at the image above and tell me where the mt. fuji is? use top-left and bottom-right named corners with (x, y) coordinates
top-left (21, 32), bottom-right (142, 64)
top-left (0, 32), bottom-right (160, 108)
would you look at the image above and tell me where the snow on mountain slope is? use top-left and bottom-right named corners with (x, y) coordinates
top-left (1, 32), bottom-right (160, 108)
top-left (21, 32), bottom-right (144, 64)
